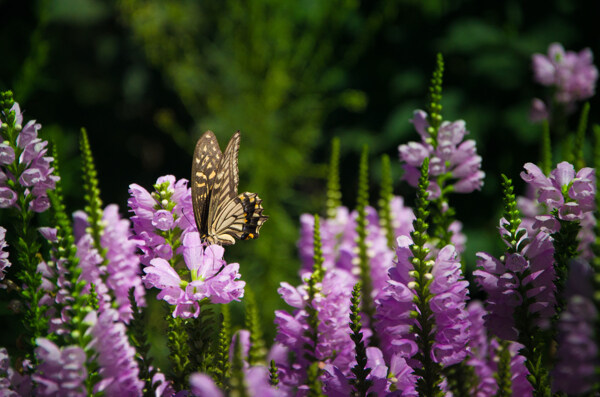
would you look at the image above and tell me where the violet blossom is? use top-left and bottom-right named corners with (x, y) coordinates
top-left (466, 302), bottom-right (533, 396)
top-left (128, 175), bottom-right (195, 266)
top-left (143, 231), bottom-right (245, 318)
top-left (532, 43), bottom-right (598, 105)
top-left (466, 301), bottom-right (498, 397)
top-left (0, 102), bottom-right (59, 212)
top-left (0, 226), bottom-right (10, 285)
top-left (399, 110), bottom-right (485, 199)
top-left (74, 206), bottom-right (146, 322)
top-left (521, 161), bottom-right (595, 226)
top-left (86, 308), bottom-right (144, 395)
top-left (474, 221), bottom-right (556, 340)
top-left (273, 267), bottom-right (356, 388)
top-left (32, 338), bottom-right (87, 396)
top-left (100, 204), bottom-right (146, 322)
top-left (517, 181), bottom-right (595, 260)
top-left (376, 235), bottom-right (471, 367)
top-left (298, 199), bottom-right (412, 299)
top-left (553, 259), bottom-right (598, 394)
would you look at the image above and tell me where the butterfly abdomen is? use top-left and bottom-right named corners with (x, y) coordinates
top-left (238, 192), bottom-right (268, 240)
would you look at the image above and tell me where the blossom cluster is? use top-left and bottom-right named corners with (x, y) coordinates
top-left (399, 110), bottom-right (485, 199)
top-left (533, 43), bottom-right (598, 105)
top-left (0, 102), bottom-right (58, 212)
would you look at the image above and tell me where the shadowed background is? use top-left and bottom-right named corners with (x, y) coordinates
top-left (1, 0), bottom-right (598, 364)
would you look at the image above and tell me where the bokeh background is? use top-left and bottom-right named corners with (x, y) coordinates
top-left (1, 0), bottom-right (599, 360)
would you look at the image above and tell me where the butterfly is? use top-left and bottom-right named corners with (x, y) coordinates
top-left (191, 130), bottom-right (268, 245)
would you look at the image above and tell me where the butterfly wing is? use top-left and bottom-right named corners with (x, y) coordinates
top-left (208, 131), bottom-right (240, 220)
top-left (191, 131), bottom-right (223, 238)
top-left (206, 132), bottom-right (268, 245)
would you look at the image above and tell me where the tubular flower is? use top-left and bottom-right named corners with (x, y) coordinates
top-left (73, 206), bottom-right (146, 323)
top-left (399, 110), bottom-right (484, 199)
top-left (32, 338), bottom-right (87, 396)
top-left (553, 259), bottom-right (598, 394)
top-left (428, 244), bottom-right (471, 365)
top-left (532, 43), bottom-right (598, 104)
top-left (517, 184), bottom-right (595, 260)
top-left (521, 161), bottom-right (595, 225)
top-left (0, 102), bottom-right (59, 212)
top-left (466, 301), bottom-right (498, 397)
top-left (466, 302), bottom-right (533, 396)
top-left (100, 204), bottom-right (146, 322)
top-left (86, 309), bottom-right (144, 395)
top-left (0, 226), bottom-right (11, 285)
top-left (298, 201), bottom-right (411, 298)
top-left (474, 223), bottom-right (556, 340)
top-left (376, 236), bottom-right (471, 366)
top-left (273, 267), bottom-right (356, 388)
top-left (128, 175), bottom-right (195, 266)
top-left (143, 231), bottom-right (245, 318)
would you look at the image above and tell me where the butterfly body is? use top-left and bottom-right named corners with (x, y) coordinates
top-left (191, 130), bottom-right (268, 245)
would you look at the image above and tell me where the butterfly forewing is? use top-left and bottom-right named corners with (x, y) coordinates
top-left (191, 131), bottom-right (223, 237)
top-left (208, 131), bottom-right (240, 222)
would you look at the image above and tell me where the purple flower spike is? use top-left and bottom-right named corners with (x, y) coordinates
top-left (32, 338), bottom-right (87, 396)
top-left (0, 227), bottom-right (11, 285)
top-left (399, 109), bottom-right (484, 198)
top-left (298, 201), bottom-right (411, 301)
top-left (428, 245), bottom-right (471, 366)
top-left (377, 236), bottom-right (470, 367)
top-left (521, 161), bottom-right (595, 223)
top-left (87, 309), bottom-right (144, 395)
top-left (532, 43), bottom-right (598, 105)
top-left (128, 175), bottom-right (194, 266)
top-left (475, 220), bottom-right (556, 340)
top-left (274, 267), bottom-right (356, 388)
top-left (100, 204), bottom-right (146, 323)
top-left (0, 102), bottom-right (59, 213)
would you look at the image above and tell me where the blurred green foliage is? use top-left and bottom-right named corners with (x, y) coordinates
top-left (0, 0), bottom-right (598, 344)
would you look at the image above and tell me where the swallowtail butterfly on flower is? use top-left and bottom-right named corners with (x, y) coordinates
top-left (191, 130), bottom-right (268, 245)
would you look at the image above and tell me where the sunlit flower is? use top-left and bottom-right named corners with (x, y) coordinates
top-left (376, 235), bottom-right (470, 366)
top-left (399, 110), bottom-right (484, 199)
top-left (143, 232), bottom-right (244, 318)
top-left (521, 162), bottom-right (595, 224)
top-left (274, 267), bottom-right (356, 388)
top-left (128, 175), bottom-right (194, 266)
top-left (0, 102), bottom-right (59, 213)
top-left (475, 221), bottom-right (556, 340)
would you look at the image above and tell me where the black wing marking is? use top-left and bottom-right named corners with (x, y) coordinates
top-left (191, 131), bottom-right (223, 237)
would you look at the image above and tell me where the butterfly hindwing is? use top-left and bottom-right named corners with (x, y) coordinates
top-left (191, 131), bottom-right (223, 237)
top-left (208, 192), bottom-right (268, 245)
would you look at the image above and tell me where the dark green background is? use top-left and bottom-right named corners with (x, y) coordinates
top-left (1, 0), bottom-right (598, 353)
